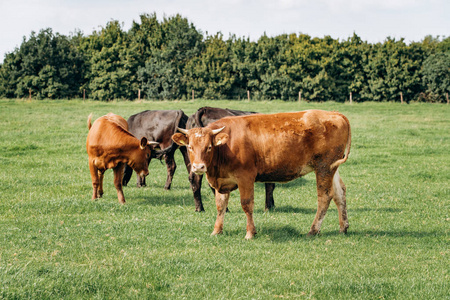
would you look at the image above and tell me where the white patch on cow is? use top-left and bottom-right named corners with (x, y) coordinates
top-left (299, 166), bottom-right (314, 176)
top-left (195, 132), bottom-right (203, 138)
top-left (332, 169), bottom-right (344, 200)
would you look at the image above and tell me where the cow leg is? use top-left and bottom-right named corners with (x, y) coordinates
top-left (164, 153), bottom-right (176, 190)
top-left (211, 191), bottom-right (230, 236)
top-left (113, 163), bottom-right (126, 204)
top-left (332, 169), bottom-right (349, 234)
top-left (265, 183), bottom-right (276, 211)
top-left (208, 184), bottom-right (230, 212)
top-left (97, 170), bottom-right (104, 198)
top-left (89, 163), bottom-right (100, 200)
top-left (183, 146), bottom-right (204, 212)
top-left (189, 172), bottom-right (204, 212)
top-left (136, 174), bottom-right (146, 187)
top-left (209, 184), bottom-right (216, 196)
top-left (180, 145), bottom-right (191, 174)
top-left (239, 184), bottom-right (257, 239)
top-left (308, 171), bottom-right (334, 236)
top-left (122, 164), bottom-right (133, 186)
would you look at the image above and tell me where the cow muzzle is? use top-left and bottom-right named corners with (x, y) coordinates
top-left (139, 170), bottom-right (149, 177)
top-left (192, 163), bottom-right (207, 175)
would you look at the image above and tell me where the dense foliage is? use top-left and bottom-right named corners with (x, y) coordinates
top-left (0, 13), bottom-right (448, 102)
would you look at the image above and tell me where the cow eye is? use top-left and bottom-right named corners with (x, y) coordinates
top-left (188, 145), bottom-right (193, 152)
top-left (207, 145), bottom-right (212, 152)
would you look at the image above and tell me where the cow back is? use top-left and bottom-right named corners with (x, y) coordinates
top-left (188, 106), bottom-right (259, 129)
top-left (87, 114), bottom-right (134, 150)
top-left (127, 110), bottom-right (187, 149)
top-left (206, 110), bottom-right (350, 182)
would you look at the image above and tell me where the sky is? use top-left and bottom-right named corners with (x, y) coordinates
top-left (1, 0), bottom-right (449, 60)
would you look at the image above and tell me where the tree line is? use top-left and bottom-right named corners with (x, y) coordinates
top-left (0, 13), bottom-right (449, 102)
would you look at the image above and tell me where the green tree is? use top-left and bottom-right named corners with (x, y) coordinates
top-left (1, 12), bottom-right (447, 103)
top-left (82, 20), bottom-right (137, 100)
top-left (185, 33), bottom-right (235, 99)
top-left (0, 28), bottom-right (85, 99)
top-left (361, 38), bottom-right (423, 102)
top-left (138, 14), bottom-right (203, 100)
top-left (421, 52), bottom-right (450, 102)
top-left (324, 33), bottom-right (369, 102)
top-left (228, 35), bottom-right (259, 99)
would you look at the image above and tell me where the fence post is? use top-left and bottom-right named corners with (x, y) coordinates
top-left (29, 89), bottom-right (31, 101)
top-left (447, 92), bottom-right (449, 105)
top-left (83, 89), bottom-right (86, 101)
top-left (247, 90), bottom-right (250, 101)
top-left (192, 90), bottom-right (194, 101)
top-left (349, 92), bottom-right (353, 104)
top-left (400, 92), bottom-right (404, 104)
top-left (298, 91), bottom-right (302, 103)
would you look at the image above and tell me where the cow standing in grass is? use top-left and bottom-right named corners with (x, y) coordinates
top-left (86, 113), bottom-right (159, 204)
top-left (122, 110), bottom-right (190, 190)
top-left (172, 110), bottom-right (351, 239)
top-left (186, 106), bottom-right (276, 212)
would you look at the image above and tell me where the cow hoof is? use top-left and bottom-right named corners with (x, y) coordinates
top-left (211, 230), bottom-right (223, 236)
top-left (340, 226), bottom-right (349, 234)
top-left (195, 208), bottom-right (205, 212)
top-left (307, 230), bottom-right (320, 237)
top-left (245, 232), bottom-right (256, 240)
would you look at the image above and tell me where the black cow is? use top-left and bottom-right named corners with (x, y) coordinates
top-left (186, 107), bottom-right (276, 212)
top-left (122, 110), bottom-right (190, 190)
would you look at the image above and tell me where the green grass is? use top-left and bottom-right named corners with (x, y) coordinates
top-left (0, 99), bottom-right (448, 299)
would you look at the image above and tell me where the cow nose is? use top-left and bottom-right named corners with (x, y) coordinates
top-left (192, 163), bottom-right (207, 174)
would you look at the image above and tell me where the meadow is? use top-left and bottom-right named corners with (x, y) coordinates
top-left (0, 99), bottom-right (448, 299)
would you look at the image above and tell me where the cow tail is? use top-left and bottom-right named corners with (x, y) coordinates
top-left (177, 110), bottom-right (189, 130)
top-left (330, 114), bottom-right (351, 170)
top-left (87, 113), bottom-right (93, 130)
top-left (195, 107), bottom-right (206, 127)
top-left (151, 142), bottom-right (177, 161)
top-left (152, 146), bottom-right (173, 160)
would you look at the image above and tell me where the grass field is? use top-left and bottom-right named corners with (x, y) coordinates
top-left (0, 99), bottom-right (448, 299)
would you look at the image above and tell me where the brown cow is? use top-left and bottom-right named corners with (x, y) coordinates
top-left (86, 113), bottom-right (159, 204)
top-left (172, 110), bottom-right (351, 239)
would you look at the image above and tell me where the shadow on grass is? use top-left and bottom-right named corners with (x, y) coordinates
top-left (349, 207), bottom-right (402, 213)
top-left (272, 178), bottom-right (310, 189)
top-left (262, 225), bottom-right (304, 242)
top-left (341, 229), bottom-right (446, 239)
top-left (257, 205), bottom-right (403, 215)
top-left (260, 225), bottom-right (447, 243)
top-left (134, 193), bottom-right (187, 207)
top-left (264, 205), bottom-right (316, 214)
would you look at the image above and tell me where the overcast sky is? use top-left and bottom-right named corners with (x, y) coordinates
top-left (1, 0), bottom-right (449, 60)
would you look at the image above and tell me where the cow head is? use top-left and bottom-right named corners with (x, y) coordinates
top-left (172, 127), bottom-right (228, 175)
top-left (132, 137), bottom-right (159, 177)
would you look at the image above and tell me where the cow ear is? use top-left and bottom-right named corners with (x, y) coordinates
top-left (172, 133), bottom-right (189, 146)
top-left (214, 133), bottom-right (228, 146)
top-left (140, 137), bottom-right (148, 150)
